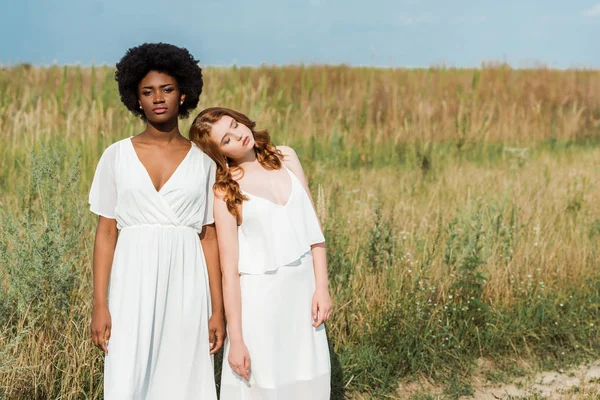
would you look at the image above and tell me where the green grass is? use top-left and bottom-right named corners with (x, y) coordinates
top-left (1, 65), bottom-right (599, 399)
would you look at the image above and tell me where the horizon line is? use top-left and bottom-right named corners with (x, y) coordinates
top-left (2, 60), bottom-right (600, 72)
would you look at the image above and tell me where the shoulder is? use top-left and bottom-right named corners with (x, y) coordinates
top-left (276, 145), bottom-right (298, 160)
top-left (277, 145), bottom-right (301, 167)
top-left (98, 137), bottom-right (130, 162)
top-left (277, 145), bottom-right (302, 170)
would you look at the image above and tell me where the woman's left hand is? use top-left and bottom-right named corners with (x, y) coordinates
top-left (311, 288), bottom-right (332, 328)
top-left (208, 311), bottom-right (226, 354)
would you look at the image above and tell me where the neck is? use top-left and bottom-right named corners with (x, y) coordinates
top-left (141, 119), bottom-right (181, 142)
top-left (234, 149), bottom-right (260, 170)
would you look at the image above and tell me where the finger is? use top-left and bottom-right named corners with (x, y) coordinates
top-left (312, 299), bottom-right (318, 323)
top-left (93, 330), bottom-right (103, 351)
top-left (321, 307), bottom-right (330, 322)
top-left (313, 310), bottom-right (325, 328)
top-left (242, 358), bottom-right (251, 381)
top-left (209, 332), bottom-right (219, 355)
top-left (99, 332), bottom-right (108, 354)
top-left (208, 328), bottom-right (216, 352)
top-left (211, 331), bottom-right (225, 354)
top-left (102, 326), bottom-right (111, 354)
top-left (245, 356), bottom-right (251, 378)
top-left (234, 365), bottom-right (248, 381)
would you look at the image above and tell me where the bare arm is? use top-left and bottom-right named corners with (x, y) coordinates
top-left (214, 193), bottom-right (251, 380)
top-left (200, 223), bottom-right (226, 354)
top-left (278, 146), bottom-right (331, 327)
top-left (91, 216), bottom-right (118, 353)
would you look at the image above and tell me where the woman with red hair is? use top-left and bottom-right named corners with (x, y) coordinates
top-left (190, 107), bottom-right (332, 399)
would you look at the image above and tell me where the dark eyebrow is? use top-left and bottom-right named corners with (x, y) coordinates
top-left (141, 83), bottom-right (175, 89)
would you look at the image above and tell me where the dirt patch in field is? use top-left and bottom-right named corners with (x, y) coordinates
top-left (472, 360), bottom-right (600, 399)
top-left (392, 360), bottom-right (600, 399)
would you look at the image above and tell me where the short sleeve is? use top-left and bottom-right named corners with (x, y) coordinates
top-left (89, 144), bottom-right (118, 219)
top-left (202, 156), bottom-right (216, 226)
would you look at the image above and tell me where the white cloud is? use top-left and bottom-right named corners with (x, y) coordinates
top-left (583, 3), bottom-right (600, 17)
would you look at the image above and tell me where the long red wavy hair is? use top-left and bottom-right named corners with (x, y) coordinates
top-left (189, 107), bottom-right (283, 217)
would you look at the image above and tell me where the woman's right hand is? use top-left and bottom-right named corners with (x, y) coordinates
top-left (90, 304), bottom-right (112, 354)
top-left (228, 340), bottom-right (251, 381)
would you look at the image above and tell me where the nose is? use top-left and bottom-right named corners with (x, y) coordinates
top-left (153, 91), bottom-right (164, 104)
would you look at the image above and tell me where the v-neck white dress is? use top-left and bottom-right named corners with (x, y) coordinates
top-left (220, 166), bottom-right (331, 400)
top-left (89, 137), bottom-right (218, 400)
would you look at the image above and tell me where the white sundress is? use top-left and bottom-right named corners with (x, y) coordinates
top-left (219, 165), bottom-right (331, 400)
top-left (89, 137), bottom-right (218, 400)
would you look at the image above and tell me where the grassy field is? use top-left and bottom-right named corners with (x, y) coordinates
top-left (0, 64), bottom-right (599, 399)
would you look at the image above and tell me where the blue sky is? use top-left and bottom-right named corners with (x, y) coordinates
top-left (2, 0), bottom-right (599, 68)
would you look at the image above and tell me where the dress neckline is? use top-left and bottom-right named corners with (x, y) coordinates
top-left (128, 137), bottom-right (194, 194)
top-left (240, 166), bottom-right (295, 208)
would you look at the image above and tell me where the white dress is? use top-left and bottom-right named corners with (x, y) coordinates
top-left (89, 137), bottom-right (218, 400)
top-left (220, 166), bottom-right (331, 400)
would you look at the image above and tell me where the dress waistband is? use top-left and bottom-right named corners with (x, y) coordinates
top-left (120, 224), bottom-right (199, 233)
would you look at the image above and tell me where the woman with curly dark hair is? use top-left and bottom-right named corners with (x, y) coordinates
top-left (190, 107), bottom-right (332, 399)
top-left (88, 43), bottom-right (224, 399)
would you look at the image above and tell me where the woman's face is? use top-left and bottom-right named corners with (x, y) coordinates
top-left (137, 71), bottom-right (185, 123)
top-left (209, 115), bottom-right (255, 160)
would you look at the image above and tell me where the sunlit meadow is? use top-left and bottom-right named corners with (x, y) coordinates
top-left (0, 64), bottom-right (599, 399)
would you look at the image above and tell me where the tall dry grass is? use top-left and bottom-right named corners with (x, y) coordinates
top-left (0, 64), bottom-right (599, 399)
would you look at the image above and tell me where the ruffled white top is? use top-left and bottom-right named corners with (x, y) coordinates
top-left (237, 166), bottom-right (325, 275)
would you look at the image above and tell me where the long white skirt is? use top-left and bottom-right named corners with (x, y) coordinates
top-left (220, 252), bottom-right (331, 399)
top-left (104, 226), bottom-right (217, 400)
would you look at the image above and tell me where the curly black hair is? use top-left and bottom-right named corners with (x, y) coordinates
top-left (115, 43), bottom-right (203, 119)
